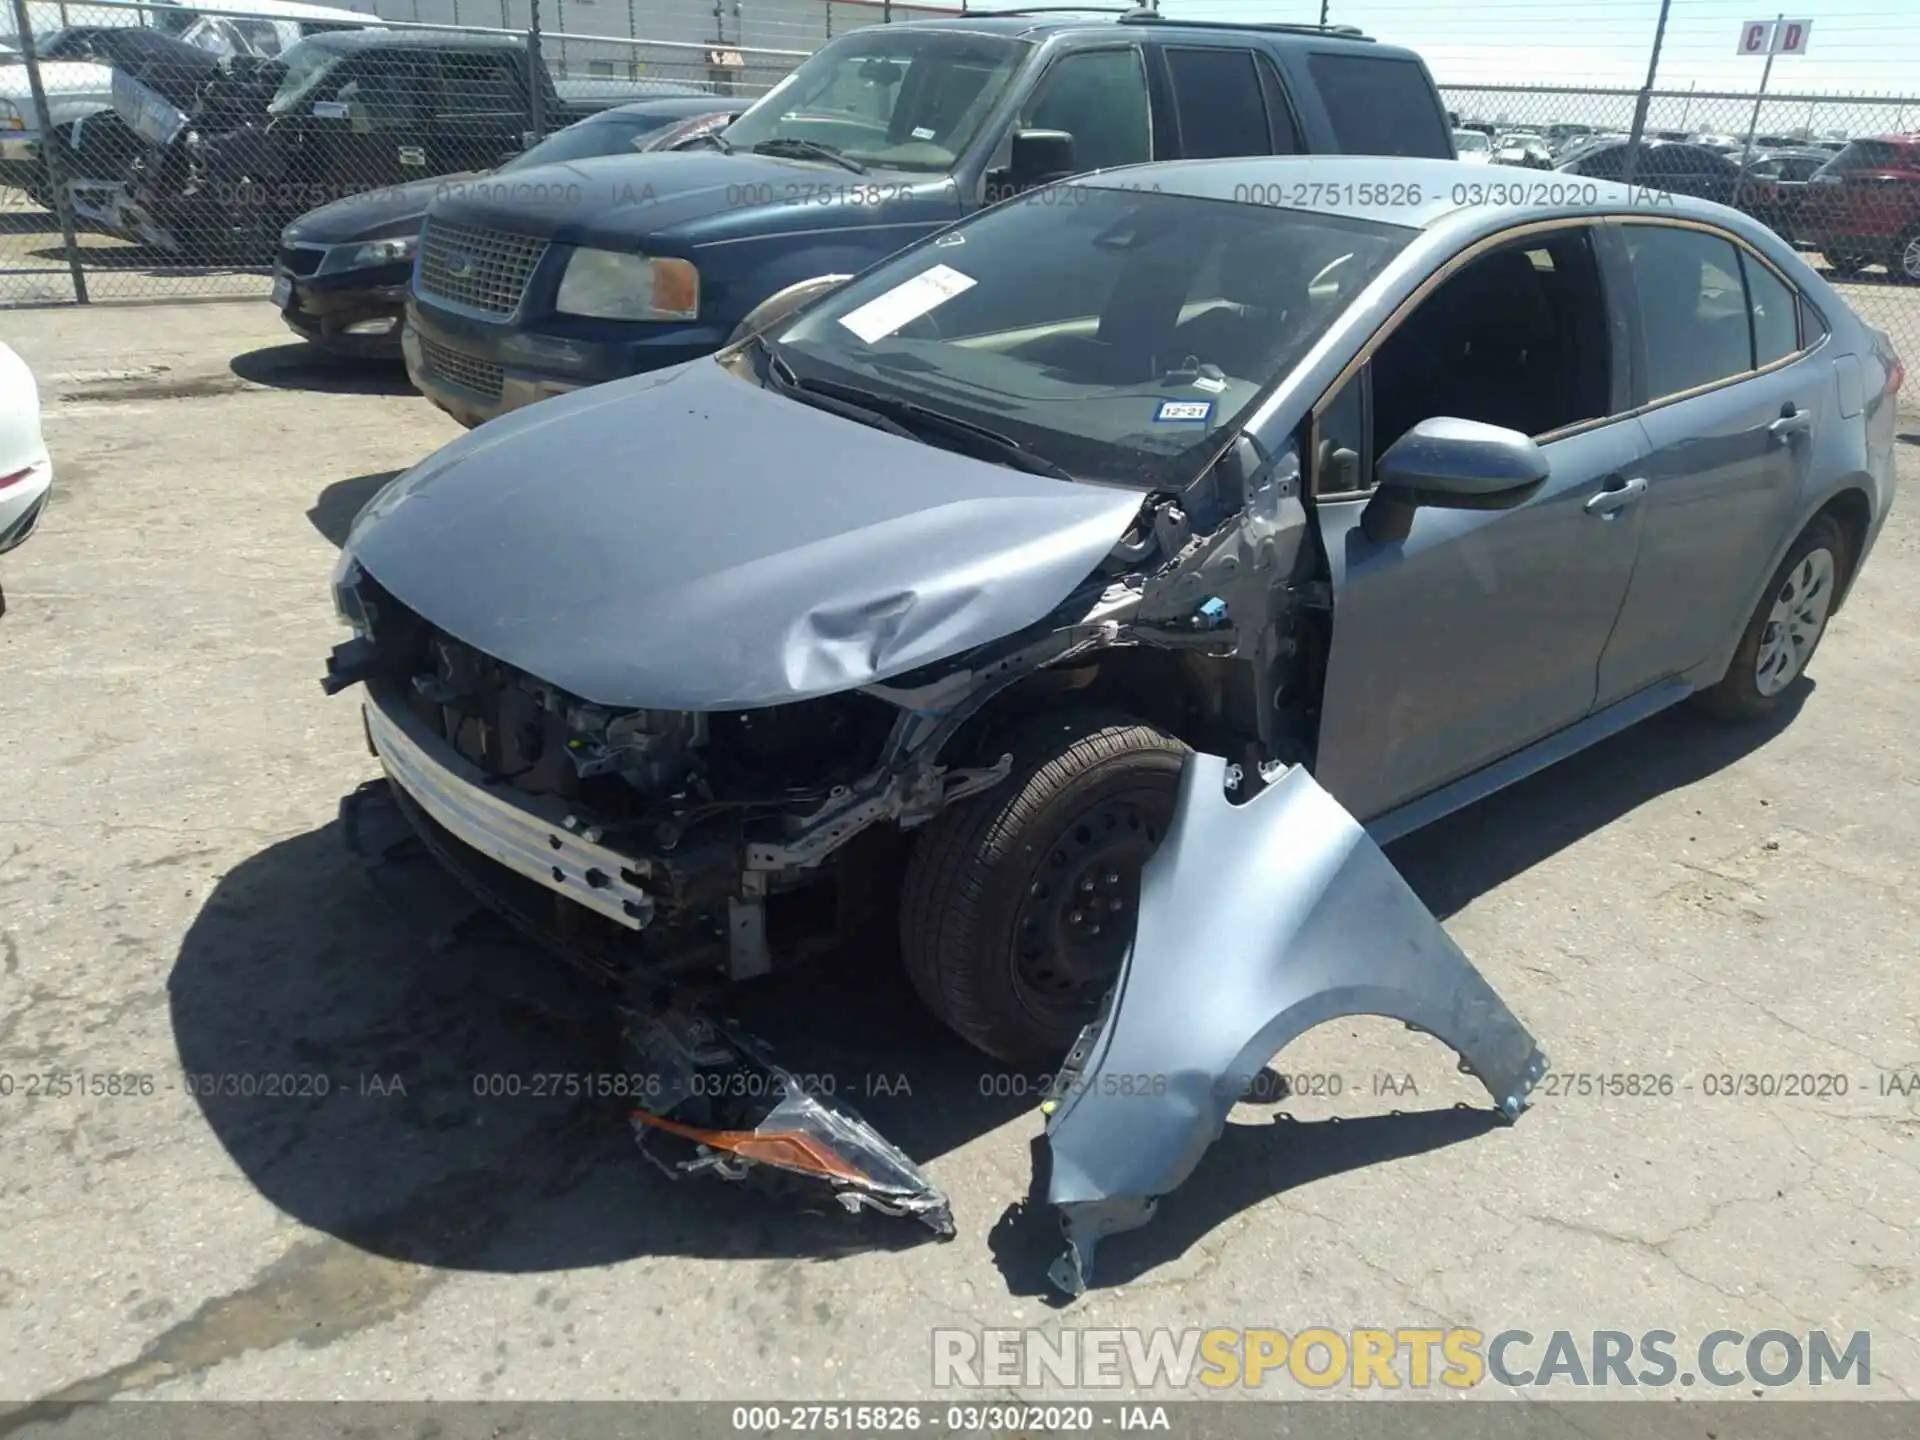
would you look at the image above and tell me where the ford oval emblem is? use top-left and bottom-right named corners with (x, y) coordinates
top-left (444, 250), bottom-right (475, 279)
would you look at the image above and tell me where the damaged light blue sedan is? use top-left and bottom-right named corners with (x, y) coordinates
top-left (324, 155), bottom-right (1901, 1293)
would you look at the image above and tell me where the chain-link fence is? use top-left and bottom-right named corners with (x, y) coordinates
top-left (5, 0), bottom-right (1920, 363)
top-left (1439, 83), bottom-right (1920, 356)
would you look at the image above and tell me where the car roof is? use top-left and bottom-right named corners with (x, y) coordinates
top-left (883, 11), bottom-right (1409, 60)
top-left (305, 26), bottom-right (522, 52)
top-left (1075, 154), bottom-right (1745, 231)
top-left (184, 0), bottom-right (379, 21)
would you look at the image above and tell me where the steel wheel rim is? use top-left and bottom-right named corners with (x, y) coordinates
top-left (1010, 792), bottom-right (1168, 1022)
top-left (1754, 547), bottom-right (1835, 696)
top-left (1902, 235), bottom-right (1920, 280)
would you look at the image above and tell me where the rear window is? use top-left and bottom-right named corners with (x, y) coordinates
top-left (1305, 52), bottom-right (1450, 158)
top-left (1818, 140), bottom-right (1918, 175)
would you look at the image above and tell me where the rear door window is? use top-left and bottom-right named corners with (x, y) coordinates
top-left (1164, 47), bottom-right (1270, 159)
top-left (1742, 251), bottom-right (1801, 366)
top-left (1305, 52), bottom-right (1450, 157)
top-left (1621, 225), bottom-right (1754, 398)
top-left (439, 51), bottom-right (526, 116)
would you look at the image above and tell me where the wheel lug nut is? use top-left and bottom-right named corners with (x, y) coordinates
top-left (1089, 923), bottom-right (1101, 935)
top-left (1103, 872), bottom-right (1119, 885)
top-left (1079, 878), bottom-right (1094, 893)
top-left (1069, 910), bottom-right (1084, 924)
top-left (1109, 898), bottom-right (1123, 911)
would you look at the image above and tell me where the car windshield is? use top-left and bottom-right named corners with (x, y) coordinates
top-left (766, 185), bottom-right (1412, 490)
top-left (720, 29), bottom-right (1030, 174)
top-left (267, 38), bottom-right (340, 115)
top-left (500, 111), bottom-right (695, 170)
top-left (1454, 131), bottom-right (1489, 152)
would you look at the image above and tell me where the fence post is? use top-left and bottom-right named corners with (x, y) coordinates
top-left (1621, 0), bottom-right (1673, 190)
top-left (527, 0), bottom-right (547, 141)
top-left (9, 0), bottom-right (87, 303)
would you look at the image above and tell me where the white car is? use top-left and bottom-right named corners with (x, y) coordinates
top-left (1452, 129), bottom-right (1494, 164)
top-left (0, 339), bottom-right (52, 613)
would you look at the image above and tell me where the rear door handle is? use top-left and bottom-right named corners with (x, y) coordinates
top-left (1770, 407), bottom-right (1812, 440)
top-left (1584, 475), bottom-right (1648, 516)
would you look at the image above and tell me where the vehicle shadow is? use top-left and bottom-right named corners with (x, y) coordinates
top-left (166, 816), bottom-right (1032, 1272)
top-left (168, 684), bottom-right (1809, 1286)
top-left (234, 344), bottom-right (413, 399)
top-left (1385, 685), bottom-right (1810, 920)
top-left (308, 470), bottom-right (400, 547)
top-left (988, 1109), bottom-right (1502, 1302)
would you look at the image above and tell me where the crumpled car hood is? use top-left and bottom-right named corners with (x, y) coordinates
top-left (344, 358), bottom-right (1146, 711)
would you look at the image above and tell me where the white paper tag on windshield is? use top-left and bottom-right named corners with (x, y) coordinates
top-left (837, 264), bottom-right (976, 344)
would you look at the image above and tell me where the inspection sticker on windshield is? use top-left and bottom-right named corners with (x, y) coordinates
top-left (837, 264), bottom-right (976, 344)
top-left (1155, 399), bottom-right (1214, 423)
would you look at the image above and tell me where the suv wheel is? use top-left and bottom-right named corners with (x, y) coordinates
top-left (899, 710), bottom-right (1189, 1066)
top-left (1692, 515), bottom-right (1845, 722)
top-left (1894, 226), bottom-right (1920, 285)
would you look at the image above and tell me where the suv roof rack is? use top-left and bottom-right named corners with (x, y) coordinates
top-left (1116, 8), bottom-right (1371, 38)
top-left (953, 6), bottom-right (1371, 36)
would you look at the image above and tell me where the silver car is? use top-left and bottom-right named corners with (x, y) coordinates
top-left (327, 155), bottom-right (1901, 1288)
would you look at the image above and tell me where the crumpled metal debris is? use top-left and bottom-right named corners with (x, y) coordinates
top-left (627, 1008), bottom-right (955, 1238)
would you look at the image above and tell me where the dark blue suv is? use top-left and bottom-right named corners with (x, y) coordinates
top-left (403, 8), bottom-right (1454, 427)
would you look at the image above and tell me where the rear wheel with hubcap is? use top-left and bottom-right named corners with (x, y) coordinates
top-left (1693, 515), bottom-right (1845, 721)
top-left (899, 710), bottom-right (1189, 1066)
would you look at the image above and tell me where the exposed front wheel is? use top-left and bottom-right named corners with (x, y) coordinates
top-left (1692, 515), bottom-right (1845, 722)
top-left (899, 710), bottom-right (1189, 1066)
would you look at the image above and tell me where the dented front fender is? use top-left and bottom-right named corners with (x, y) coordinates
top-left (1043, 754), bottom-right (1547, 1295)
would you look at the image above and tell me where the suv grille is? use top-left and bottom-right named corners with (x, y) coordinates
top-left (416, 333), bottom-right (504, 402)
top-left (417, 218), bottom-right (547, 316)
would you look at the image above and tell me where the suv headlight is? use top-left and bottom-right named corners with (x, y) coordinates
top-left (555, 248), bottom-right (699, 321)
top-left (321, 234), bottom-right (416, 274)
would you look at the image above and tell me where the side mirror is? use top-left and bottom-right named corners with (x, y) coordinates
top-left (1361, 417), bottom-right (1549, 544)
top-left (1009, 127), bottom-right (1075, 188)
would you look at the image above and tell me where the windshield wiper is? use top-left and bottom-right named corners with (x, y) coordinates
top-left (749, 137), bottom-right (868, 174)
top-left (702, 130), bottom-right (734, 153)
top-left (794, 374), bottom-right (1076, 482)
top-left (756, 337), bottom-right (917, 441)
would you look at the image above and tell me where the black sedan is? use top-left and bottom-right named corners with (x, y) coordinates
top-left (272, 95), bottom-right (735, 359)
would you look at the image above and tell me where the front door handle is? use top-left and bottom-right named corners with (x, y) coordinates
top-left (1584, 475), bottom-right (1648, 516)
top-left (1770, 406), bottom-right (1812, 440)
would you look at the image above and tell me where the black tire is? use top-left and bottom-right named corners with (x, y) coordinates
top-left (1823, 251), bottom-right (1869, 277)
top-left (899, 710), bottom-right (1189, 1066)
top-left (1692, 515), bottom-right (1845, 723)
top-left (1892, 226), bottom-right (1920, 286)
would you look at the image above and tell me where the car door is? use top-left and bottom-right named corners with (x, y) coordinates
top-left (1308, 225), bottom-right (1651, 823)
top-left (292, 51), bottom-right (431, 200)
top-left (1593, 221), bottom-right (1827, 707)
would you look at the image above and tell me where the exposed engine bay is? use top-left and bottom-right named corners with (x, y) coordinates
top-left (326, 432), bottom-right (1324, 989)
